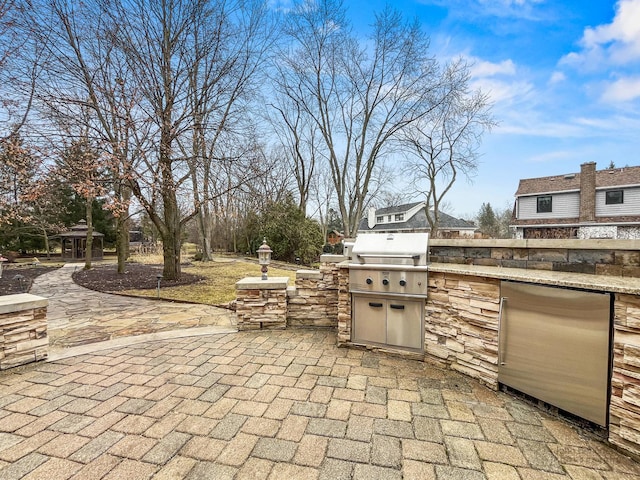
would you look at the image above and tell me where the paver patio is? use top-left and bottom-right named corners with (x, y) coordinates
top-left (1, 266), bottom-right (640, 478)
top-left (1, 329), bottom-right (640, 479)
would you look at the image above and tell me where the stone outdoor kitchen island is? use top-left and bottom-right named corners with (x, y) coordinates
top-left (236, 239), bottom-right (640, 459)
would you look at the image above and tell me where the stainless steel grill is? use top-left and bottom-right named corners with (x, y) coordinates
top-left (348, 233), bottom-right (429, 352)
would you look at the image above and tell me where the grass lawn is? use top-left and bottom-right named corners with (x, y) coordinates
top-left (121, 254), bottom-right (298, 305)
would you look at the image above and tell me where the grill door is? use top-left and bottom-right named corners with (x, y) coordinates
top-left (498, 281), bottom-right (611, 426)
top-left (352, 295), bottom-right (386, 345)
top-left (387, 300), bottom-right (423, 350)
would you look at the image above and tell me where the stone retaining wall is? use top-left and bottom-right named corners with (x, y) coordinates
top-left (0, 293), bottom-right (48, 369)
top-left (430, 238), bottom-right (640, 277)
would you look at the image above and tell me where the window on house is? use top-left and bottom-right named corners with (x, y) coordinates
top-left (536, 195), bottom-right (552, 213)
top-left (605, 190), bottom-right (624, 205)
top-left (388, 215), bottom-right (392, 222)
top-left (376, 216), bottom-right (384, 223)
top-left (395, 213), bottom-right (404, 221)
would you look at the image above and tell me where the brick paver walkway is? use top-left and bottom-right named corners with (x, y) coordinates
top-left (1, 329), bottom-right (639, 479)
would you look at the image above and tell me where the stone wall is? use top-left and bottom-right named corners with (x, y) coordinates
top-left (430, 238), bottom-right (640, 277)
top-left (425, 272), bottom-right (500, 388)
top-left (287, 258), bottom-right (341, 328)
top-left (610, 293), bottom-right (640, 456)
top-left (336, 264), bottom-right (351, 345)
top-left (0, 294), bottom-right (48, 370)
top-left (235, 277), bottom-right (288, 331)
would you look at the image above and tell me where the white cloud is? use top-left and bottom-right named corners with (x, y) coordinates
top-left (561, 0), bottom-right (640, 69)
top-left (601, 76), bottom-right (640, 102)
top-left (471, 78), bottom-right (534, 104)
top-left (548, 71), bottom-right (566, 84)
top-left (470, 59), bottom-right (517, 77)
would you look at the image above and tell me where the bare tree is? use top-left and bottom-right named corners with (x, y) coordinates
top-left (0, 0), bottom-right (41, 140)
top-left (401, 59), bottom-right (495, 236)
top-left (183, 0), bottom-right (276, 261)
top-left (276, 1), bottom-right (446, 237)
top-left (55, 136), bottom-right (107, 270)
top-left (269, 94), bottom-right (321, 213)
top-left (22, 0), bottom-right (146, 273)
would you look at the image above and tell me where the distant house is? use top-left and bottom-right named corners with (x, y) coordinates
top-left (358, 201), bottom-right (476, 237)
top-left (512, 162), bottom-right (640, 239)
top-left (326, 230), bottom-right (344, 246)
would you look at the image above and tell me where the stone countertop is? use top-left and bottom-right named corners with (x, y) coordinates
top-left (236, 277), bottom-right (290, 290)
top-left (427, 262), bottom-right (640, 295)
top-left (0, 293), bottom-right (48, 315)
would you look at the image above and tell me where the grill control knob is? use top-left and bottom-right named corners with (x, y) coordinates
top-left (366, 278), bottom-right (373, 285)
top-left (382, 278), bottom-right (389, 286)
top-left (399, 279), bottom-right (407, 287)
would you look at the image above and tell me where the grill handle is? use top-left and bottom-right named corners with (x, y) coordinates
top-left (356, 253), bottom-right (421, 266)
top-left (368, 302), bottom-right (383, 308)
top-left (390, 304), bottom-right (405, 310)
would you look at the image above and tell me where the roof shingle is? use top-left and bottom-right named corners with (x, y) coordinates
top-left (515, 165), bottom-right (640, 196)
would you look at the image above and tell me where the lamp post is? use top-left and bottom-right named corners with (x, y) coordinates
top-left (0, 255), bottom-right (7, 279)
top-left (257, 237), bottom-right (272, 280)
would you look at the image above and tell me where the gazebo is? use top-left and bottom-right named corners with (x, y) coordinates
top-left (58, 220), bottom-right (104, 261)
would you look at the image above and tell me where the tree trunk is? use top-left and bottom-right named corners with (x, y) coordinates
top-left (162, 222), bottom-right (181, 280)
top-left (115, 184), bottom-right (131, 274)
top-left (42, 228), bottom-right (51, 260)
top-left (84, 198), bottom-right (93, 270)
top-left (116, 216), bottom-right (128, 273)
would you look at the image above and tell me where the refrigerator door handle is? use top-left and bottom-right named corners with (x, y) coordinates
top-left (498, 296), bottom-right (507, 365)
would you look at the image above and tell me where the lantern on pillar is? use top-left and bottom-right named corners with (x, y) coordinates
top-left (257, 237), bottom-right (272, 280)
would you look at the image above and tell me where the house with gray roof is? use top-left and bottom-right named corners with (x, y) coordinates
top-left (358, 201), bottom-right (476, 237)
top-left (512, 162), bottom-right (640, 239)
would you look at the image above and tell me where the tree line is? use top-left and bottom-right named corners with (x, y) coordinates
top-left (0, 0), bottom-right (494, 279)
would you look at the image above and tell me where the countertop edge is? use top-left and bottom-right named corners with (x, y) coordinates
top-left (427, 263), bottom-right (640, 295)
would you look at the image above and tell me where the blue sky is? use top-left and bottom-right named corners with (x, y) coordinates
top-left (344, 0), bottom-right (640, 218)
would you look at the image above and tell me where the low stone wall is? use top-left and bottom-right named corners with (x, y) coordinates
top-left (235, 277), bottom-right (288, 331)
top-left (0, 293), bottom-right (48, 369)
top-left (287, 258), bottom-right (341, 328)
top-left (430, 238), bottom-right (640, 277)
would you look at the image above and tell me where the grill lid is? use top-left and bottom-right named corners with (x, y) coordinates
top-left (351, 233), bottom-right (429, 266)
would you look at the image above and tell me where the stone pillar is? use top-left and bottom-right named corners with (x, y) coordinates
top-left (580, 161), bottom-right (597, 223)
top-left (0, 293), bottom-right (48, 369)
top-left (235, 277), bottom-right (289, 331)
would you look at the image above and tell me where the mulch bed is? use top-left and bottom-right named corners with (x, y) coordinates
top-left (0, 266), bottom-right (59, 296)
top-left (72, 263), bottom-right (204, 292)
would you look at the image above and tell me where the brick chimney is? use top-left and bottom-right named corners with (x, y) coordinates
top-left (579, 162), bottom-right (596, 223)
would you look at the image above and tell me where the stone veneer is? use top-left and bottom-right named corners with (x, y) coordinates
top-left (287, 257), bottom-right (342, 328)
top-left (425, 272), bottom-right (500, 388)
top-left (0, 293), bottom-right (48, 369)
top-left (611, 293), bottom-right (640, 456)
top-left (235, 277), bottom-right (288, 330)
top-left (430, 238), bottom-right (640, 277)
